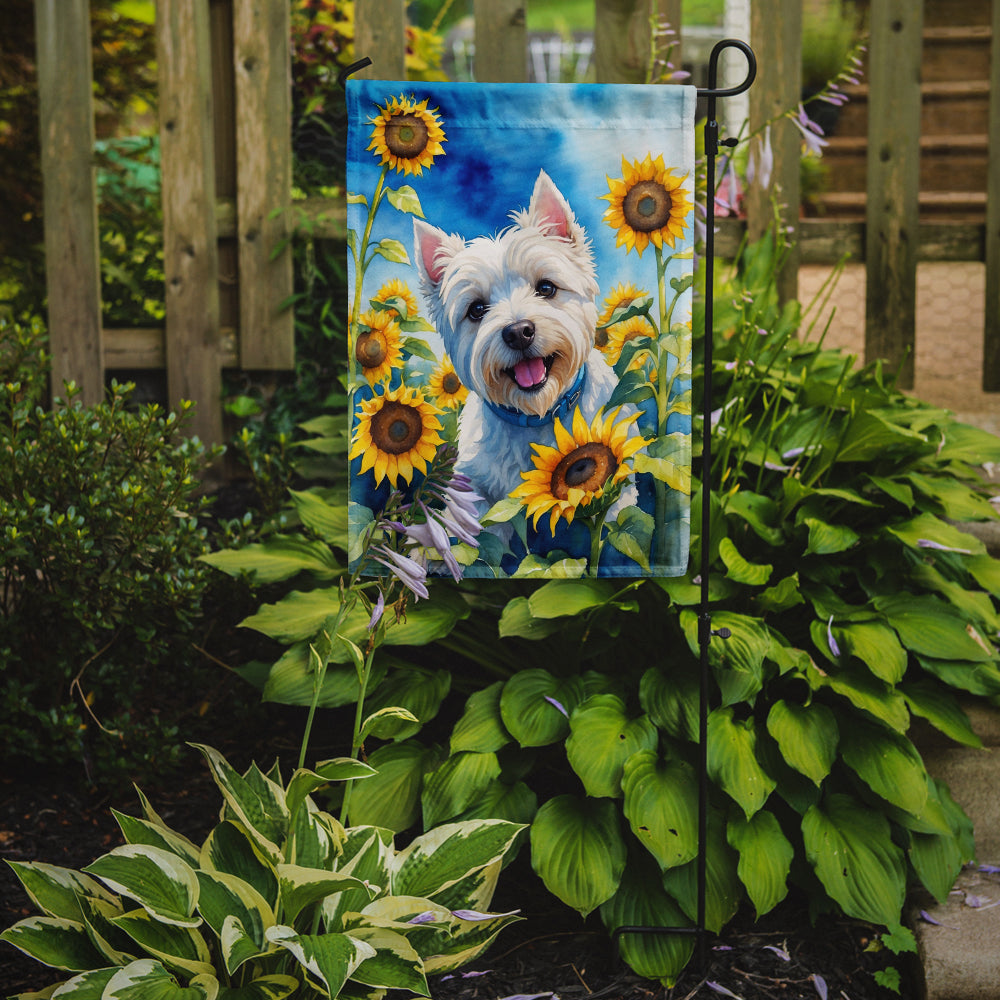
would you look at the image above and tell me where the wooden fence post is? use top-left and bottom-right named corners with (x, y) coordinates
top-left (983, 0), bottom-right (1000, 390)
top-left (474, 0), bottom-right (527, 83)
top-left (157, 0), bottom-right (223, 445)
top-left (864, 0), bottom-right (923, 389)
top-left (233, 0), bottom-right (294, 369)
top-left (594, 0), bottom-right (670, 84)
top-left (34, 0), bottom-right (104, 405)
top-left (354, 0), bottom-right (407, 80)
top-left (746, 0), bottom-right (801, 305)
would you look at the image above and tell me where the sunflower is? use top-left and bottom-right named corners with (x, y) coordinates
top-left (350, 383), bottom-right (444, 488)
top-left (510, 406), bottom-right (647, 535)
top-left (367, 94), bottom-right (446, 176)
top-left (355, 309), bottom-right (404, 385)
top-left (602, 153), bottom-right (693, 256)
top-left (601, 314), bottom-right (658, 366)
top-left (426, 355), bottom-right (468, 409)
top-left (372, 278), bottom-right (419, 321)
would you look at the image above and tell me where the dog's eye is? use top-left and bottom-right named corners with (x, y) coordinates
top-left (535, 279), bottom-right (557, 299)
top-left (466, 300), bottom-right (488, 322)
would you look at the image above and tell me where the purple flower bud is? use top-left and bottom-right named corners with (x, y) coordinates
top-left (544, 695), bottom-right (569, 718)
top-left (407, 911), bottom-right (438, 925)
top-left (367, 591), bottom-right (385, 631)
top-left (812, 974), bottom-right (828, 1000)
top-left (827, 615), bottom-right (841, 658)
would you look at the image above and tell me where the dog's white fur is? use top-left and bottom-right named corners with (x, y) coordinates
top-left (414, 170), bottom-right (623, 508)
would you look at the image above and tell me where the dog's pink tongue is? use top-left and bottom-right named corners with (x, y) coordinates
top-left (514, 357), bottom-right (546, 389)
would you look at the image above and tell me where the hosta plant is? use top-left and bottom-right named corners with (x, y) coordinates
top-left (1, 744), bottom-right (523, 999)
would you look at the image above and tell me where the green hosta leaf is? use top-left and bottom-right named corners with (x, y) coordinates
top-left (385, 184), bottom-right (424, 218)
top-left (810, 662), bottom-right (910, 732)
top-left (347, 740), bottom-right (442, 832)
top-left (84, 846), bottom-right (200, 928)
top-left (277, 865), bottom-right (374, 925)
top-left (200, 822), bottom-right (278, 910)
top-left (909, 825), bottom-right (966, 905)
top-left (707, 708), bottom-right (776, 819)
top-left (265, 926), bottom-right (375, 997)
top-left (725, 490), bottom-right (784, 545)
top-left (839, 718), bottom-right (929, 817)
top-left (874, 594), bottom-right (995, 662)
top-left (916, 655), bottom-right (1000, 697)
top-left (967, 553), bottom-right (1000, 597)
top-left (103, 959), bottom-right (218, 1000)
top-left (802, 517), bottom-right (859, 556)
top-left (802, 793), bottom-right (906, 926)
top-left (499, 670), bottom-right (585, 747)
top-left (288, 488), bottom-right (349, 546)
top-left (755, 573), bottom-right (805, 614)
top-left (680, 610), bottom-right (770, 706)
top-left (727, 811), bottom-right (793, 918)
top-left (392, 820), bottom-right (524, 900)
top-left (526, 578), bottom-right (618, 618)
top-left (260, 644), bottom-right (384, 709)
top-left (450, 682), bottom-right (511, 754)
top-left (421, 751), bottom-right (502, 828)
top-left (660, 812), bottom-right (741, 933)
top-left (718, 537), bottom-right (772, 585)
top-left (901, 680), bottom-right (982, 748)
top-left (453, 779), bottom-right (538, 827)
top-left (363, 667), bottom-right (451, 740)
top-left (200, 536), bottom-right (340, 584)
top-left (621, 751), bottom-right (699, 870)
top-left (530, 795), bottom-right (626, 917)
top-left (906, 472), bottom-right (998, 521)
top-left (112, 812), bottom-right (201, 868)
top-left (599, 853), bottom-right (694, 987)
top-left (639, 665), bottom-right (699, 742)
top-left (4, 862), bottom-right (118, 922)
top-left (345, 926), bottom-right (428, 994)
top-left (886, 511), bottom-right (985, 556)
top-left (191, 746), bottom-right (287, 863)
top-left (497, 596), bottom-right (565, 639)
top-left (834, 621), bottom-right (907, 684)
top-left (835, 410), bottom-right (927, 463)
top-left (216, 975), bottom-right (299, 999)
top-left (0, 916), bottom-right (107, 971)
top-left (765, 700), bottom-right (838, 786)
top-left (111, 908), bottom-right (214, 978)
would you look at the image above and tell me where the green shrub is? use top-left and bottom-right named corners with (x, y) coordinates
top-left (0, 317), bottom-right (220, 783)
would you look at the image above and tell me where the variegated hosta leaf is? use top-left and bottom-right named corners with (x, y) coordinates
top-left (200, 822), bottom-right (278, 910)
top-left (265, 926), bottom-right (375, 998)
top-left (288, 802), bottom-right (343, 870)
top-left (323, 829), bottom-right (393, 931)
top-left (0, 916), bottom-right (107, 972)
top-left (706, 707), bottom-right (776, 819)
top-left (621, 751), bottom-right (699, 871)
top-left (112, 811), bottom-right (201, 868)
top-left (802, 793), bottom-right (906, 927)
top-left (450, 681), bottom-right (511, 754)
top-left (110, 908), bottom-right (214, 979)
top-left (285, 761), bottom-right (375, 824)
top-left (44, 966), bottom-right (118, 997)
top-left (191, 745), bottom-right (288, 863)
top-left (726, 810), bottom-right (793, 918)
top-left (566, 695), bottom-right (658, 799)
top-left (4, 861), bottom-right (118, 922)
top-left (102, 958), bottom-right (218, 999)
top-left (529, 795), bottom-right (626, 917)
top-left (344, 926), bottom-right (429, 995)
top-left (83, 845), bottom-right (200, 928)
top-left (361, 667), bottom-right (451, 741)
top-left (77, 894), bottom-right (136, 966)
top-left (838, 717), bottom-right (929, 817)
top-left (276, 864), bottom-right (375, 925)
top-left (420, 859), bottom-right (501, 916)
top-left (391, 820), bottom-right (524, 901)
top-left (421, 751), bottom-right (501, 829)
top-left (214, 974), bottom-right (300, 1000)
top-left (599, 854), bottom-right (694, 987)
top-left (499, 669), bottom-right (586, 747)
top-left (195, 871), bottom-right (274, 974)
top-left (421, 906), bottom-right (523, 975)
top-left (765, 700), bottom-right (838, 786)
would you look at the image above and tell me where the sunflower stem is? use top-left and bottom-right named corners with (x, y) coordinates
top-left (588, 517), bottom-right (604, 576)
top-left (349, 165), bottom-right (389, 390)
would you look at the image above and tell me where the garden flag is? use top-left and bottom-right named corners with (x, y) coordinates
top-left (346, 80), bottom-right (696, 578)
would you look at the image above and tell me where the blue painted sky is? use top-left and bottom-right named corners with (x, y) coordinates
top-left (346, 79), bottom-right (697, 341)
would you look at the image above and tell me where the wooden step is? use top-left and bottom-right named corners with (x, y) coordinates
top-left (922, 25), bottom-right (993, 83)
top-left (813, 189), bottom-right (987, 222)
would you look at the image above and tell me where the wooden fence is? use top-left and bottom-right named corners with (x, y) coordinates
top-left (34, 0), bottom-right (1000, 446)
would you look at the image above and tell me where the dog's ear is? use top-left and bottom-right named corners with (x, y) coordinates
top-left (525, 170), bottom-right (583, 243)
top-left (413, 218), bottom-right (463, 289)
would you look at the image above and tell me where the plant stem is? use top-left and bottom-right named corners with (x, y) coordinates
top-left (340, 643), bottom-right (377, 826)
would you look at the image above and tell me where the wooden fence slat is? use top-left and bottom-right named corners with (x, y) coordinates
top-left (594, 0), bottom-right (664, 84)
top-left (34, 0), bottom-right (103, 405)
top-left (354, 0), bottom-right (407, 80)
top-left (474, 0), bottom-right (527, 82)
top-left (983, 0), bottom-right (1000, 389)
top-left (233, 0), bottom-right (294, 369)
top-left (864, 0), bottom-right (923, 389)
top-left (747, 0), bottom-right (801, 305)
top-left (157, 0), bottom-right (223, 445)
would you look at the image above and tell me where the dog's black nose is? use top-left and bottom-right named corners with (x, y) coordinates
top-left (502, 320), bottom-right (535, 351)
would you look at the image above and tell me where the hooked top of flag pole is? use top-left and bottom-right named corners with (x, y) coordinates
top-left (697, 39), bottom-right (756, 99)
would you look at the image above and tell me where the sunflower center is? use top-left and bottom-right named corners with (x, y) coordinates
top-left (441, 372), bottom-right (462, 395)
top-left (370, 401), bottom-right (424, 454)
top-left (385, 113), bottom-right (429, 159)
top-left (356, 331), bottom-right (387, 369)
top-left (551, 443), bottom-right (618, 500)
top-left (622, 180), bottom-right (674, 233)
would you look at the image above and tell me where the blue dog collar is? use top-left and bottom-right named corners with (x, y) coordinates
top-left (484, 365), bottom-right (587, 428)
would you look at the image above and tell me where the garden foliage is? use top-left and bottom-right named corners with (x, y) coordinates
top-left (2, 744), bottom-right (524, 998)
top-left (203, 231), bottom-right (1000, 984)
top-left (0, 317), bottom-right (219, 782)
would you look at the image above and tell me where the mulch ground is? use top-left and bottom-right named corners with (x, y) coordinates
top-left (1, 739), bottom-right (914, 1000)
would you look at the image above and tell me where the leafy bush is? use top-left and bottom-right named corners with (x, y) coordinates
top-left (206, 232), bottom-right (1000, 985)
top-left (1, 743), bottom-right (524, 998)
top-left (0, 317), bottom-right (220, 783)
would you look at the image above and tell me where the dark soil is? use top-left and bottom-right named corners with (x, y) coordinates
top-left (1, 748), bottom-right (916, 1000)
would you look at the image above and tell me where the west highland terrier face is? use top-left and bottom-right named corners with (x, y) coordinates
top-left (414, 170), bottom-right (599, 419)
